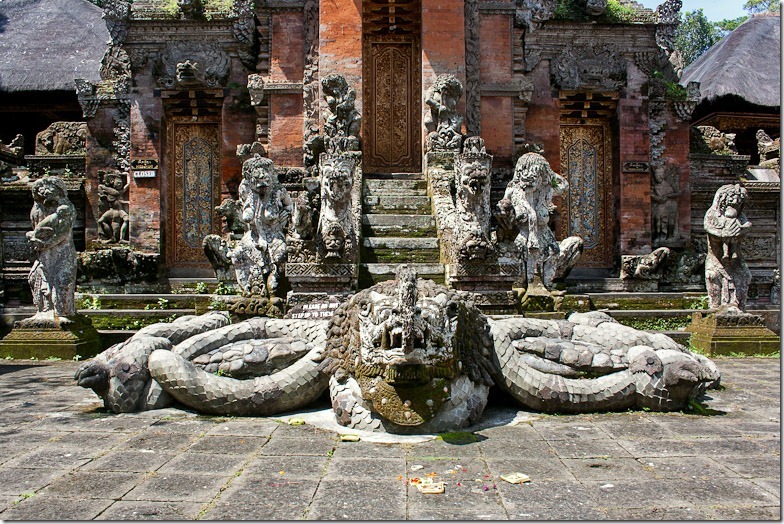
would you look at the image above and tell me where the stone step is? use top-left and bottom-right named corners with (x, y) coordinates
top-left (75, 293), bottom-right (220, 310)
top-left (364, 172), bottom-right (424, 180)
top-left (78, 309), bottom-right (197, 331)
top-left (361, 237), bottom-right (441, 264)
top-left (362, 195), bottom-right (431, 215)
top-left (359, 263), bottom-right (445, 287)
top-left (361, 214), bottom-right (437, 237)
top-left (587, 292), bottom-right (708, 310)
top-left (363, 178), bottom-right (428, 196)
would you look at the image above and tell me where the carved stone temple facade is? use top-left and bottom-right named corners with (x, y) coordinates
top-left (0, 0), bottom-right (779, 311)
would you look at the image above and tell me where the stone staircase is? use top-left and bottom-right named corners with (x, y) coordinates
top-left (359, 173), bottom-right (445, 287)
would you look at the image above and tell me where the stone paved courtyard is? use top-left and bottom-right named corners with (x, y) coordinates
top-left (0, 357), bottom-right (779, 520)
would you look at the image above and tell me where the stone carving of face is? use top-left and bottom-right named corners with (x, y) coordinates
top-left (323, 223), bottom-right (346, 258)
top-left (176, 60), bottom-right (200, 86)
top-left (321, 157), bottom-right (353, 201)
top-left (459, 160), bottom-right (489, 196)
top-left (243, 156), bottom-right (275, 197)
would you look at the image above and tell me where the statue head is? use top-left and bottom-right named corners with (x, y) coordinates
top-left (242, 155), bottom-right (276, 196)
top-left (711, 184), bottom-right (748, 216)
top-left (32, 176), bottom-right (69, 206)
top-left (325, 269), bottom-right (493, 428)
top-left (175, 60), bottom-right (200, 86)
top-left (321, 74), bottom-right (351, 109)
top-left (320, 154), bottom-right (354, 202)
top-left (431, 75), bottom-right (463, 109)
top-left (457, 157), bottom-right (491, 196)
top-left (323, 222), bottom-right (346, 258)
top-left (514, 152), bottom-right (556, 190)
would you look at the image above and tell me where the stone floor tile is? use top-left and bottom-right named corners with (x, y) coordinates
top-left (560, 456), bottom-right (656, 481)
top-left (185, 434), bottom-right (269, 454)
top-left (661, 506), bottom-right (719, 520)
top-left (205, 417), bottom-right (282, 437)
top-left (614, 437), bottom-right (701, 457)
top-left (478, 436), bottom-right (553, 458)
top-left (406, 437), bottom-right (484, 459)
top-left (581, 478), bottom-right (696, 508)
top-left (496, 480), bottom-right (601, 518)
top-left (212, 475), bottom-right (318, 519)
top-left (603, 506), bottom-right (667, 520)
top-left (0, 495), bottom-right (114, 520)
top-left (711, 504), bottom-right (782, 520)
top-left (118, 430), bottom-right (200, 453)
top-left (204, 501), bottom-right (305, 520)
top-left (330, 440), bottom-right (406, 459)
top-left (531, 419), bottom-right (609, 440)
top-left (123, 472), bottom-right (231, 502)
top-left (591, 418), bottom-right (673, 440)
top-left (243, 454), bottom-right (329, 479)
top-left (485, 456), bottom-right (576, 481)
top-left (79, 450), bottom-right (175, 473)
top-left (403, 457), bottom-right (488, 482)
top-left (749, 477), bottom-right (781, 499)
top-left (2, 445), bottom-right (98, 470)
top-left (309, 479), bottom-right (406, 520)
top-left (96, 500), bottom-right (203, 520)
top-left (156, 451), bottom-right (248, 475)
top-left (324, 457), bottom-right (405, 480)
top-left (0, 467), bottom-right (67, 496)
top-left (258, 433), bottom-right (337, 456)
top-left (548, 437), bottom-right (633, 459)
top-left (407, 487), bottom-right (508, 520)
top-left (716, 453), bottom-right (781, 478)
top-left (39, 470), bottom-right (143, 499)
top-left (639, 455), bottom-right (735, 480)
top-left (476, 421), bottom-right (544, 440)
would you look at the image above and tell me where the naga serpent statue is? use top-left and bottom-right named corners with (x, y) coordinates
top-left (76, 267), bottom-right (720, 433)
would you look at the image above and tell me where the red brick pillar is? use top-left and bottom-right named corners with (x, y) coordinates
top-left (478, 13), bottom-right (513, 164)
top-left (421, 0), bottom-right (467, 121)
top-left (129, 95), bottom-right (163, 253)
top-left (618, 96), bottom-right (652, 255)
top-left (266, 12), bottom-right (305, 167)
top-left (319, 0), bottom-right (363, 117)
top-left (662, 111), bottom-right (692, 245)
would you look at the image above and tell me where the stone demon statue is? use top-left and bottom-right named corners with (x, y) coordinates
top-left (26, 177), bottom-right (78, 325)
top-left (424, 75), bottom-right (464, 152)
top-left (495, 153), bottom-right (583, 289)
top-left (703, 184), bottom-right (752, 310)
top-left (76, 266), bottom-right (720, 433)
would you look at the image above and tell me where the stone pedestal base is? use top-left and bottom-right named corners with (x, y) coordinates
top-left (686, 307), bottom-right (780, 356)
top-left (285, 292), bottom-right (350, 319)
top-left (286, 263), bottom-right (357, 294)
top-left (520, 276), bottom-right (555, 312)
top-left (0, 314), bottom-right (101, 360)
top-left (227, 296), bottom-right (285, 319)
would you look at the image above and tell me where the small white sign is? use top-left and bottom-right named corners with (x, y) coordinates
top-left (133, 170), bottom-right (157, 179)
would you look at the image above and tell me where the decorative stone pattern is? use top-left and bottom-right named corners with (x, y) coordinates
top-left (551, 44), bottom-right (625, 91)
top-left (620, 247), bottom-right (670, 280)
top-left (703, 184), bottom-right (752, 310)
top-left (691, 126), bottom-right (738, 156)
top-left (317, 153), bottom-right (358, 262)
top-left (321, 74), bottom-right (361, 153)
top-left (75, 271), bottom-right (722, 430)
top-left (153, 43), bottom-right (230, 89)
top-left (34, 122), bottom-right (88, 156)
top-left (96, 171), bottom-right (130, 244)
top-left (651, 164), bottom-right (681, 245)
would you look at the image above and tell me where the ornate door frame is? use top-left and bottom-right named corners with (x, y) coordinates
top-left (362, 0), bottom-right (422, 173)
top-left (559, 118), bottom-right (615, 268)
top-left (165, 116), bottom-right (222, 269)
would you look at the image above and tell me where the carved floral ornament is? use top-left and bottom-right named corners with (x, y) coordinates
top-left (551, 44), bottom-right (626, 91)
top-left (153, 44), bottom-right (230, 89)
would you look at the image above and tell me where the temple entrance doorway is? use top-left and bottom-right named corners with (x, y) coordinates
top-left (362, 0), bottom-right (422, 174)
top-left (558, 92), bottom-right (617, 269)
top-left (165, 117), bottom-right (222, 272)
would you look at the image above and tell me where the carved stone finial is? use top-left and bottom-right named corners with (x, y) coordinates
top-left (317, 153), bottom-right (357, 260)
top-left (704, 184), bottom-right (752, 310)
top-left (551, 45), bottom-right (626, 91)
top-left (425, 75), bottom-right (464, 152)
top-left (514, 0), bottom-right (556, 32)
top-left (154, 44), bottom-right (230, 89)
top-left (454, 138), bottom-right (494, 262)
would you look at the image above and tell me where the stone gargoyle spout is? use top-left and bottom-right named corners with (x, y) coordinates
top-left (76, 267), bottom-right (720, 433)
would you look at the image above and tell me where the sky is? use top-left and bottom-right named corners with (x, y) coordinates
top-left (637, 0), bottom-right (752, 21)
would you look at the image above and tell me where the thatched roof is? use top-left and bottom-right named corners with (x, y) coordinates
top-left (681, 14), bottom-right (781, 108)
top-left (0, 0), bottom-right (108, 93)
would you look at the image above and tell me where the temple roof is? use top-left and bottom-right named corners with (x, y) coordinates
top-left (681, 14), bottom-right (781, 108)
top-left (0, 0), bottom-right (108, 93)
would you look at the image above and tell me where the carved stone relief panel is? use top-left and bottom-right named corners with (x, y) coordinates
top-left (551, 45), bottom-right (626, 92)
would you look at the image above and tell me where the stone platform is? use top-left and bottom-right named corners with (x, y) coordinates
top-left (0, 358), bottom-right (779, 520)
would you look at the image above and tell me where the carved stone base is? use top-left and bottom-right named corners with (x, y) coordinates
top-left (448, 263), bottom-right (520, 293)
top-left (424, 151), bottom-right (456, 171)
top-left (0, 314), bottom-right (101, 360)
top-left (686, 306), bottom-right (780, 357)
top-left (554, 294), bottom-right (592, 313)
top-left (464, 290), bottom-right (520, 315)
top-left (286, 263), bottom-right (357, 293)
top-left (227, 296), bottom-right (285, 319)
top-left (520, 276), bottom-right (555, 312)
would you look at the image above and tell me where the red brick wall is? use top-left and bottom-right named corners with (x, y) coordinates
top-left (478, 13), bottom-right (513, 163)
top-left (319, 0), bottom-right (363, 117)
top-left (129, 92), bottom-right (163, 254)
top-left (421, 0), bottom-right (466, 115)
top-left (84, 108), bottom-right (118, 250)
top-left (271, 13), bottom-right (305, 81)
top-left (269, 95), bottom-right (305, 167)
top-left (524, 61), bottom-right (559, 170)
top-left (662, 110), bottom-right (692, 244)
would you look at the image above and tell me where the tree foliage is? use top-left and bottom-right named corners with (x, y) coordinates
top-left (675, 9), bottom-right (720, 66)
top-left (743, 0), bottom-right (781, 14)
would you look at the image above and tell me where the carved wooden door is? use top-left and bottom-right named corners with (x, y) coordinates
top-left (559, 120), bottom-right (614, 268)
top-left (363, 0), bottom-right (421, 173)
top-left (167, 120), bottom-right (221, 269)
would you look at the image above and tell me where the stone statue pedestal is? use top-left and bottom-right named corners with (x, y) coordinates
top-left (520, 276), bottom-right (556, 312)
top-left (0, 314), bottom-right (101, 360)
top-left (686, 306), bottom-right (780, 356)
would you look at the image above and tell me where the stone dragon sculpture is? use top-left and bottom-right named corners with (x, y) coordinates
top-left (76, 267), bottom-right (720, 433)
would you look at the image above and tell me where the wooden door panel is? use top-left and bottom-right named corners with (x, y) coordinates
top-left (559, 122), bottom-right (613, 267)
top-left (364, 40), bottom-right (421, 173)
top-left (167, 121), bottom-right (221, 268)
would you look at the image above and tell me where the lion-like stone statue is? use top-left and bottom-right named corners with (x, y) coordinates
top-left (76, 267), bottom-right (720, 433)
